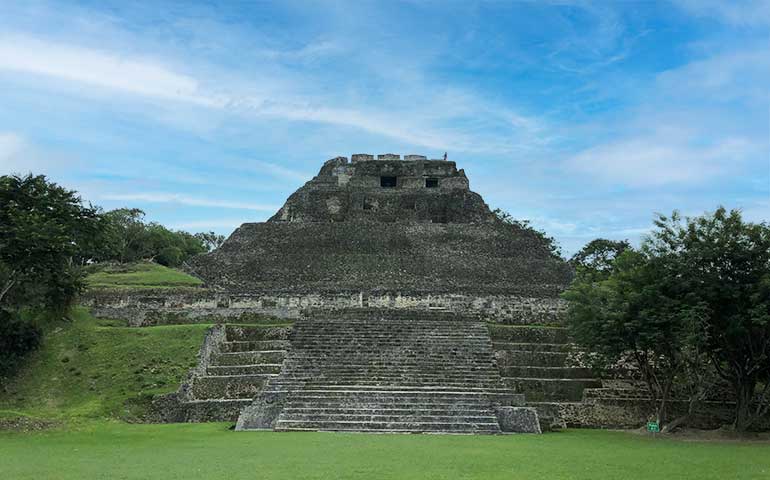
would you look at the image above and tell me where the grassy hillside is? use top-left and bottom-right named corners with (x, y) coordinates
top-left (1, 423), bottom-right (769, 480)
top-left (85, 262), bottom-right (203, 289)
top-left (0, 308), bottom-right (207, 422)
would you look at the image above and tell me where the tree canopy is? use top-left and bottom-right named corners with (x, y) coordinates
top-left (565, 208), bottom-right (770, 431)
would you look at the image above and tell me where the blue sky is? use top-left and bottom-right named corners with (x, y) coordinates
top-left (0, 0), bottom-right (768, 255)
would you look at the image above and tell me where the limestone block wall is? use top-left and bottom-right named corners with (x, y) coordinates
top-left (81, 288), bottom-right (567, 327)
top-left (269, 156), bottom-right (489, 223)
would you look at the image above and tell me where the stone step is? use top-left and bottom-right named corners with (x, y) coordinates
top-left (295, 383), bottom-right (510, 391)
top-left (283, 401), bottom-right (497, 409)
top-left (582, 387), bottom-right (651, 402)
top-left (499, 366), bottom-right (593, 379)
top-left (274, 420), bottom-right (500, 433)
top-left (492, 342), bottom-right (570, 353)
top-left (221, 340), bottom-right (291, 352)
top-left (294, 376), bottom-right (503, 384)
top-left (494, 350), bottom-right (569, 368)
top-left (503, 377), bottom-right (602, 402)
top-left (206, 364), bottom-right (282, 375)
top-left (180, 399), bottom-right (253, 422)
top-left (282, 364), bottom-right (497, 371)
top-left (225, 325), bottom-right (291, 342)
top-left (280, 413), bottom-right (498, 423)
top-left (487, 325), bottom-right (569, 344)
top-left (282, 407), bottom-right (508, 415)
top-left (284, 359), bottom-right (497, 365)
top-left (210, 351), bottom-right (286, 366)
top-left (289, 343), bottom-right (493, 350)
top-left (287, 388), bottom-right (505, 398)
top-left (191, 374), bottom-right (275, 399)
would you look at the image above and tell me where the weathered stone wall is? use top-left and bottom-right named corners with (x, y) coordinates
top-left (535, 400), bottom-right (770, 431)
top-left (187, 222), bottom-right (572, 296)
top-left (82, 288), bottom-right (567, 327)
top-left (269, 156), bottom-right (492, 224)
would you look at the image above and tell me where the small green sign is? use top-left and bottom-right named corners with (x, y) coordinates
top-left (647, 422), bottom-right (660, 433)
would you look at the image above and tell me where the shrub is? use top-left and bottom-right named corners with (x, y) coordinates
top-left (0, 310), bottom-right (42, 377)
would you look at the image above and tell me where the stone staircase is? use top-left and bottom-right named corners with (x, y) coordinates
top-left (154, 323), bottom-right (291, 422)
top-left (237, 309), bottom-right (538, 433)
top-left (487, 324), bottom-right (602, 428)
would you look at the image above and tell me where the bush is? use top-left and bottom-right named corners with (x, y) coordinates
top-left (0, 310), bottom-right (42, 377)
top-left (156, 246), bottom-right (183, 267)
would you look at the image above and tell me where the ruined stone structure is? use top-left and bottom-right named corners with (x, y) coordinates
top-left (90, 154), bottom-right (729, 432)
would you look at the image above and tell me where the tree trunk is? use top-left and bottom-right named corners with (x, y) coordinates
top-left (733, 381), bottom-right (756, 432)
top-left (0, 278), bottom-right (16, 304)
top-left (662, 414), bottom-right (689, 433)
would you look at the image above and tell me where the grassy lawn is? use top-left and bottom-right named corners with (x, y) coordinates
top-left (0, 422), bottom-right (768, 479)
top-left (0, 308), bottom-right (207, 421)
top-left (85, 262), bottom-right (203, 289)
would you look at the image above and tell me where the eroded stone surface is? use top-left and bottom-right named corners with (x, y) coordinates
top-left (495, 406), bottom-right (542, 434)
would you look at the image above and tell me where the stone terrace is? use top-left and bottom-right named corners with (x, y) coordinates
top-left (237, 309), bottom-right (539, 433)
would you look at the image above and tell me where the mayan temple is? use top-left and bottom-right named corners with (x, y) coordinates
top-left (88, 154), bottom-right (611, 433)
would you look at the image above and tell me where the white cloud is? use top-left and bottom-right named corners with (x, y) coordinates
top-left (0, 132), bottom-right (24, 164)
top-left (168, 219), bottom-right (246, 230)
top-left (0, 34), bottom-right (219, 106)
top-left (656, 48), bottom-right (770, 103)
top-left (565, 135), bottom-right (755, 187)
top-left (0, 33), bottom-right (547, 154)
top-left (672, 0), bottom-right (770, 26)
top-left (0, 131), bottom-right (79, 175)
top-left (248, 160), bottom-right (310, 182)
top-left (99, 192), bottom-right (279, 211)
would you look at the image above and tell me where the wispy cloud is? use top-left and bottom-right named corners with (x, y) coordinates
top-left (168, 219), bottom-right (247, 230)
top-left (565, 135), bottom-right (756, 187)
top-left (0, 34), bottom-right (218, 106)
top-left (0, 32), bottom-right (547, 154)
top-left (99, 192), bottom-right (279, 211)
top-left (0, 131), bottom-right (23, 164)
top-left (672, 0), bottom-right (770, 26)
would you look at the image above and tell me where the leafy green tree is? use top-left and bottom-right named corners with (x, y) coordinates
top-left (567, 209), bottom-right (770, 432)
top-left (570, 238), bottom-right (631, 280)
top-left (97, 209), bottom-right (207, 266)
top-left (646, 208), bottom-right (770, 431)
top-left (0, 174), bottom-right (101, 310)
top-left (564, 249), bottom-right (705, 429)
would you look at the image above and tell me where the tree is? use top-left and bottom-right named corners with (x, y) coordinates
top-left (97, 208), bottom-right (149, 263)
top-left (97, 209), bottom-right (207, 266)
top-left (564, 248), bottom-right (706, 430)
top-left (570, 238), bottom-right (631, 279)
top-left (195, 231), bottom-right (226, 252)
top-left (0, 174), bottom-right (101, 310)
top-left (647, 208), bottom-right (770, 431)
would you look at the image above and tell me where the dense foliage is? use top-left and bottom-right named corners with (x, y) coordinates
top-left (0, 174), bottom-right (221, 376)
top-left (0, 310), bottom-right (42, 377)
top-left (565, 208), bottom-right (770, 431)
top-left (0, 174), bottom-right (103, 310)
top-left (95, 208), bottom-right (208, 267)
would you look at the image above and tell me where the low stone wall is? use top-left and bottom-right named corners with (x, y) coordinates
top-left (534, 399), bottom-right (770, 431)
top-left (81, 288), bottom-right (567, 326)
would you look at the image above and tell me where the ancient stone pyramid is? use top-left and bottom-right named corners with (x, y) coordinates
top-left (163, 154), bottom-right (586, 433)
top-left (189, 154), bottom-right (572, 296)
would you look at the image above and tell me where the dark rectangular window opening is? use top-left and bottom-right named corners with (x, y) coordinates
top-left (425, 177), bottom-right (439, 188)
top-left (380, 176), bottom-right (397, 188)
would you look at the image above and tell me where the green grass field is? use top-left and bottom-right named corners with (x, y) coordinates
top-left (1, 422), bottom-right (768, 480)
top-left (85, 262), bottom-right (203, 289)
top-left (2, 303), bottom-right (768, 479)
top-left (0, 308), bottom-right (207, 421)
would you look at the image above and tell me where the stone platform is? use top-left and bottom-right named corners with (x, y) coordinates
top-left (236, 309), bottom-right (540, 434)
